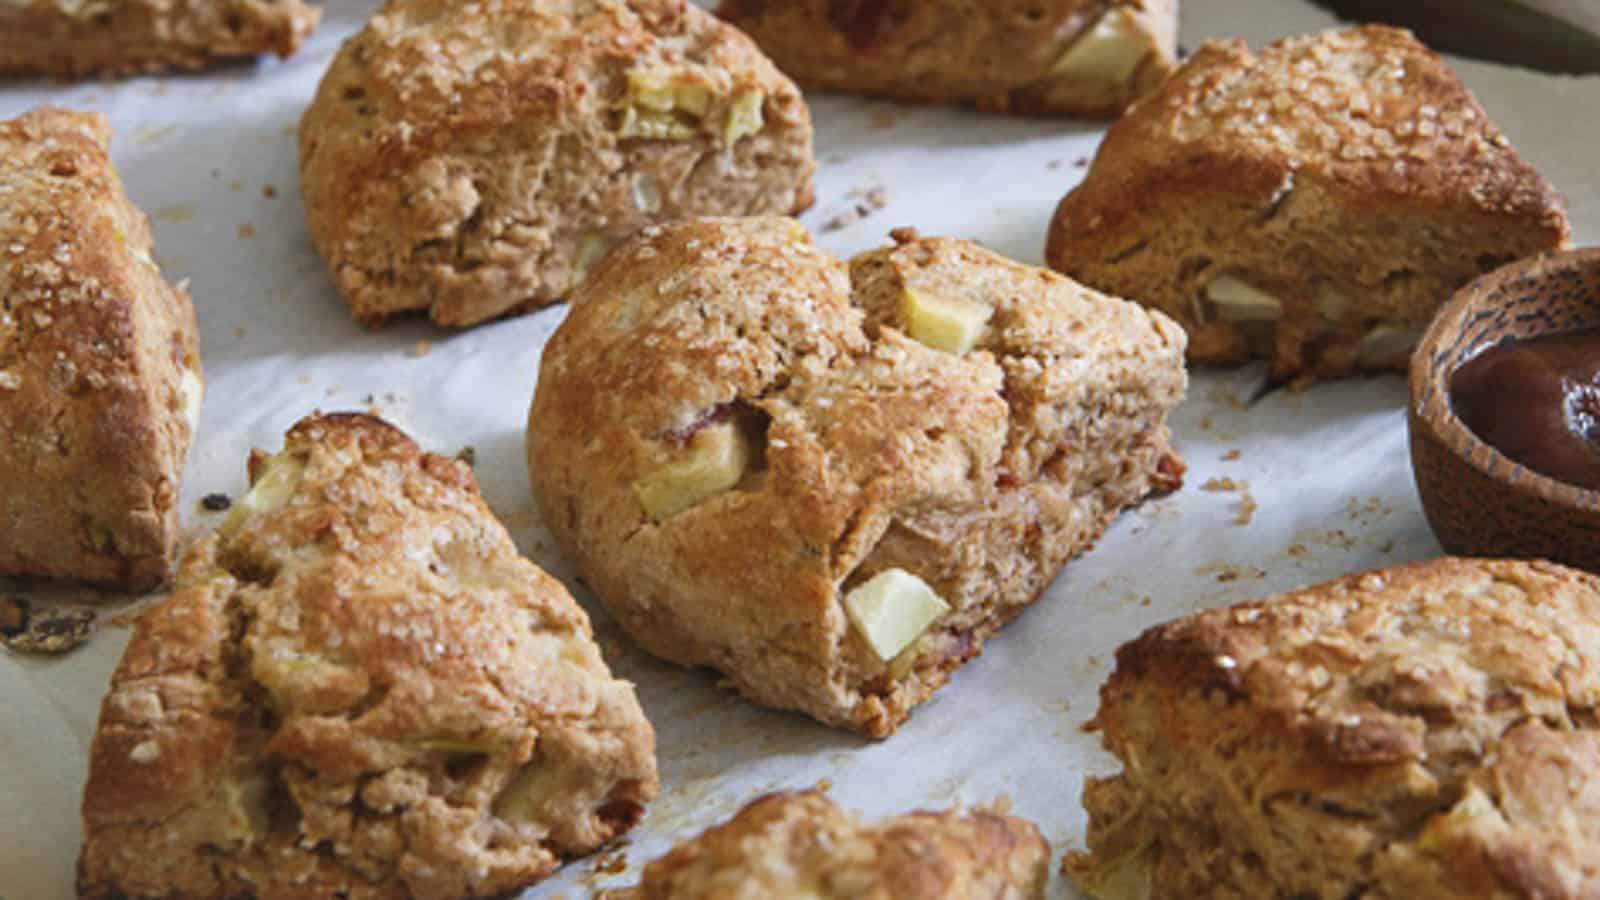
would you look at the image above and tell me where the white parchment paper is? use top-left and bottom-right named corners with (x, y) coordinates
top-left (2, 1), bottom-right (1597, 896)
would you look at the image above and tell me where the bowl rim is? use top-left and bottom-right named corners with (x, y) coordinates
top-left (1410, 245), bottom-right (1600, 512)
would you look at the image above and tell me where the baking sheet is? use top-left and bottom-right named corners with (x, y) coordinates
top-left (2, 1), bottom-right (1598, 896)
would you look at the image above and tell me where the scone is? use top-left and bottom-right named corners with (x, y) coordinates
top-left (0, 0), bottom-right (319, 77)
top-left (606, 790), bottom-right (1049, 898)
top-left (78, 413), bottom-right (659, 900)
top-left (528, 218), bottom-right (1187, 737)
top-left (299, 0), bottom-right (816, 328)
top-left (1068, 557), bottom-right (1600, 899)
top-left (0, 107), bottom-right (202, 590)
top-left (718, 0), bottom-right (1177, 118)
top-left (1044, 26), bottom-right (1570, 381)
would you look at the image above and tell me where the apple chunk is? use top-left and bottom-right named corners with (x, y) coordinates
top-left (844, 568), bottom-right (950, 662)
top-left (222, 452), bottom-right (306, 533)
top-left (1052, 8), bottom-right (1156, 84)
top-left (634, 421), bottom-right (751, 522)
top-left (1204, 276), bottom-right (1284, 323)
top-left (902, 288), bottom-right (992, 354)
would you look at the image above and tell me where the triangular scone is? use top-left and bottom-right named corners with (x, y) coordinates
top-left (530, 219), bottom-right (1186, 737)
top-left (1045, 26), bottom-right (1570, 381)
top-left (0, 0), bottom-right (319, 77)
top-left (0, 107), bottom-right (201, 590)
top-left (719, 0), bottom-right (1176, 117)
top-left (605, 790), bottom-right (1050, 899)
top-left (78, 414), bottom-right (659, 900)
top-left (1067, 558), bottom-right (1600, 899)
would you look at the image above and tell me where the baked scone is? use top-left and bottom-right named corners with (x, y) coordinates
top-left (78, 413), bottom-right (659, 900)
top-left (718, 0), bottom-right (1177, 118)
top-left (528, 217), bottom-right (1187, 737)
top-left (0, 0), bottom-right (319, 78)
top-left (299, 0), bottom-right (816, 329)
top-left (0, 107), bottom-right (201, 590)
top-left (1068, 557), bottom-right (1600, 899)
top-left (606, 790), bottom-right (1049, 899)
top-left (1044, 26), bottom-right (1570, 381)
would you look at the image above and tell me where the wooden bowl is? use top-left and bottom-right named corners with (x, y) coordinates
top-left (1409, 247), bottom-right (1600, 571)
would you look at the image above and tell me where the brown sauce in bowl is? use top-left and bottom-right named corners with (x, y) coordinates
top-left (1451, 328), bottom-right (1600, 491)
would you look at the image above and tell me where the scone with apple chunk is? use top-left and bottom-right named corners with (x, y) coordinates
top-left (0, 0), bottom-right (319, 77)
top-left (1070, 557), bottom-right (1600, 899)
top-left (1045, 26), bottom-right (1569, 381)
top-left (605, 790), bottom-right (1049, 898)
top-left (299, 0), bottom-right (815, 328)
top-left (77, 413), bottom-right (658, 900)
top-left (528, 218), bottom-right (1187, 737)
top-left (719, 0), bottom-right (1177, 118)
top-left (0, 107), bottom-right (201, 590)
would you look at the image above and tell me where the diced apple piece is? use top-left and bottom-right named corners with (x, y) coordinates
top-left (723, 90), bottom-right (766, 145)
top-left (1204, 276), bottom-right (1283, 323)
top-left (222, 452), bottom-right (306, 533)
top-left (844, 568), bottom-right (949, 662)
top-left (1357, 324), bottom-right (1421, 367)
top-left (1051, 8), bottom-right (1155, 85)
top-left (216, 771), bottom-right (273, 845)
top-left (1076, 840), bottom-right (1156, 900)
top-left (1313, 280), bottom-right (1352, 322)
top-left (1418, 785), bottom-right (1498, 852)
top-left (567, 232), bottom-right (613, 292)
top-left (902, 288), bottom-right (992, 354)
top-left (179, 366), bottom-right (204, 436)
top-left (634, 422), bottom-right (751, 522)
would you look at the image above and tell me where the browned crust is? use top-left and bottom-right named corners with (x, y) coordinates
top-left (1044, 26), bottom-right (1570, 381)
top-left (718, 0), bottom-right (1177, 118)
top-left (607, 790), bottom-right (1049, 898)
top-left (78, 413), bottom-right (659, 900)
top-left (298, 0), bottom-right (816, 328)
top-left (0, 0), bottom-right (319, 78)
top-left (528, 217), bottom-right (1186, 737)
top-left (1070, 557), bottom-right (1600, 899)
top-left (0, 106), bottom-right (201, 590)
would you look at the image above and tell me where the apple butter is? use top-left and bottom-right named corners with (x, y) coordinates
top-left (1451, 328), bottom-right (1600, 491)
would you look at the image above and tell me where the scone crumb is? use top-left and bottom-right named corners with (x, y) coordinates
top-left (0, 600), bottom-right (96, 655)
top-left (408, 340), bottom-right (433, 358)
top-left (128, 741), bottom-right (160, 764)
top-left (1201, 477), bottom-right (1246, 492)
top-left (1221, 448), bottom-right (1241, 461)
top-left (1234, 492), bottom-right (1258, 525)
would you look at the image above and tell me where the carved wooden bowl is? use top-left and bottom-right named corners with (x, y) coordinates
top-left (1410, 247), bottom-right (1600, 571)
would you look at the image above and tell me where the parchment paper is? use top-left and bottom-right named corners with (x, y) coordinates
top-left (2, 1), bottom-right (1597, 896)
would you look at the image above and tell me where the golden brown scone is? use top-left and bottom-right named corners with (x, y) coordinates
top-left (0, 107), bottom-right (201, 590)
top-left (78, 413), bottom-right (659, 900)
top-left (605, 790), bottom-right (1050, 899)
top-left (718, 0), bottom-right (1177, 118)
top-left (0, 0), bottom-right (319, 78)
top-left (1044, 26), bottom-right (1570, 382)
top-left (528, 218), bottom-right (1187, 737)
top-left (299, 0), bottom-right (816, 329)
top-left (1068, 557), bottom-right (1600, 900)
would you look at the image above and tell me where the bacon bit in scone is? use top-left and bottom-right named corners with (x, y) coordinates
top-left (0, 598), bottom-right (96, 654)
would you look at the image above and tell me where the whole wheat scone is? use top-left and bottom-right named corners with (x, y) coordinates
top-left (718, 0), bottom-right (1177, 118)
top-left (528, 217), bottom-right (1187, 737)
top-left (78, 413), bottom-right (659, 900)
top-left (1068, 557), bottom-right (1600, 900)
top-left (605, 790), bottom-right (1050, 899)
top-left (1044, 26), bottom-right (1570, 381)
top-left (299, 0), bottom-right (816, 329)
top-left (0, 107), bottom-right (201, 590)
top-left (0, 0), bottom-right (319, 78)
